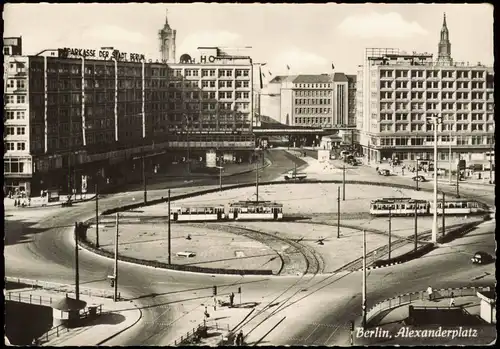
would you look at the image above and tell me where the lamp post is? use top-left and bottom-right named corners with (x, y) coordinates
top-left (216, 166), bottom-right (223, 191)
top-left (428, 114), bottom-right (441, 244)
top-left (489, 133), bottom-right (495, 184)
top-left (415, 157), bottom-right (422, 191)
top-left (448, 128), bottom-right (452, 184)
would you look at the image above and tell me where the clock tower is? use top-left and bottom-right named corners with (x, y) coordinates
top-left (158, 9), bottom-right (176, 63)
top-left (437, 13), bottom-right (452, 66)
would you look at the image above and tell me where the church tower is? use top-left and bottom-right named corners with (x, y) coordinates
top-left (437, 13), bottom-right (452, 65)
top-left (158, 9), bottom-right (176, 63)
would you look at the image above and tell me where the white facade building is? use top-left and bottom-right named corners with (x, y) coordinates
top-left (356, 15), bottom-right (494, 166)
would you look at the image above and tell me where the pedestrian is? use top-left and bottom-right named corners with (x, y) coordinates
top-left (238, 330), bottom-right (244, 345)
top-left (449, 292), bottom-right (455, 307)
top-left (427, 286), bottom-right (433, 301)
top-left (229, 292), bottom-right (234, 307)
top-left (204, 306), bottom-right (210, 318)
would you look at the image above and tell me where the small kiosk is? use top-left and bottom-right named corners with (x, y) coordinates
top-left (476, 290), bottom-right (496, 324)
top-left (51, 295), bottom-right (87, 328)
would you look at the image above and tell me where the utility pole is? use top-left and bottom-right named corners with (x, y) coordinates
top-left (256, 155), bottom-right (259, 203)
top-left (441, 192), bottom-right (445, 238)
top-left (95, 182), bottom-right (99, 248)
top-left (489, 135), bottom-right (494, 184)
top-left (342, 165), bottom-right (346, 201)
top-left (414, 202), bottom-right (418, 252)
top-left (456, 160), bottom-right (460, 198)
top-left (142, 154), bottom-right (147, 204)
top-left (431, 115), bottom-right (439, 244)
top-left (337, 186), bottom-right (340, 238)
top-left (74, 222), bottom-right (80, 301)
top-left (114, 213), bottom-right (119, 302)
top-left (362, 229), bottom-right (367, 329)
top-left (168, 189), bottom-right (171, 265)
top-left (448, 129), bottom-right (452, 184)
top-left (388, 206), bottom-right (392, 259)
top-left (416, 159), bottom-right (420, 191)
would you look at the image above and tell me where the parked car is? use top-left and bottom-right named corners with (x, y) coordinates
top-left (412, 175), bottom-right (427, 182)
top-left (471, 251), bottom-right (493, 265)
top-left (378, 169), bottom-right (390, 176)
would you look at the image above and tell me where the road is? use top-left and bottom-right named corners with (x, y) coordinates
top-left (4, 149), bottom-right (307, 345)
top-left (4, 148), bottom-right (495, 345)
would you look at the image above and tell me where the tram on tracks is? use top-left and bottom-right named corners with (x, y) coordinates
top-left (369, 197), bottom-right (489, 216)
top-left (168, 201), bottom-right (284, 222)
top-left (228, 201), bottom-right (284, 221)
top-left (169, 205), bottom-right (226, 222)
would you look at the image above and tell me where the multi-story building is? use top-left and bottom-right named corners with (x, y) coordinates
top-left (4, 37), bottom-right (32, 197)
top-left (260, 73), bottom-right (355, 129)
top-left (357, 14), bottom-right (494, 166)
top-left (3, 13), bottom-right (256, 196)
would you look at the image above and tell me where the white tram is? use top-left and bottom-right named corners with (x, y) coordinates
top-left (370, 198), bottom-right (488, 216)
top-left (169, 205), bottom-right (226, 222)
top-left (228, 201), bottom-right (284, 221)
top-left (430, 199), bottom-right (488, 215)
top-left (369, 198), bottom-right (429, 216)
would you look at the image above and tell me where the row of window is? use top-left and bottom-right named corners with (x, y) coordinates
top-left (4, 126), bottom-right (26, 135)
top-left (378, 135), bottom-right (493, 147)
top-left (379, 91), bottom-right (493, 100)
top-left (379, 102), bottom-right (492, 111)
top-left (4, 158), bottom-right (29, 174)
top-left (295, 90), bottom-right (333, 97)
top-left (295, 98), bottom-right (332, 105)
top-left (379, 124), bottom-right (493, 132)
top-left (294, 83), bottom-right (332, 89)
top-left (295, 107), bottom-right (332, 114)
top-left (380, 70), bottom-right (487, 79)
top-left (294, 117), bottom-right (331, 124)
top-left (379, 113), bottom-right (495, 122)
top-left (5, 111), bottom-right (26, 120)
top-left (6, 79), bottom-right (26, 89)
top-left (5, 142), bottom-right (27, 151)
top-left (4, 95), bottom-right (26, 104)
top-left (380, 81), bottom-right (491, 89)
top-left (32, 63), bottom-right (251, 79)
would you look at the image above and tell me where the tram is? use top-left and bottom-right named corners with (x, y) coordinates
top-left (370, 197), bottom-right (489, 216)
top-left (228, 201), bottom-right (284, 221)
top-left (369, 198), bottom-right (429, 216)
top-left (169, 205), bottom-right (226, 222)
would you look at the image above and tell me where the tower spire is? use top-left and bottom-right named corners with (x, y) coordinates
top-left (165, 9), bottom-right (169, 25)
top-left (437, 12), bottom-right (452, 66)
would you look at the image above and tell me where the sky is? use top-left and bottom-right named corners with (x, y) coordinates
top-left (3, 3), bottom-right (494, 81)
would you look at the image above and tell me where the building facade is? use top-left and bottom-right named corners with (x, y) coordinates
top-left (357, 14), bottom-right (494, 166)
top-left (4, 37), bottom-right (32, 196)
top-left (3, 13), bottom-right (256, 197)
top-left (260, 73), bottom-right (356, 129)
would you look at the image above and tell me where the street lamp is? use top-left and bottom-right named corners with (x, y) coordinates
top-left (216, 166), bottom-right (223, 191)
top-left (489, 133), bottom-right (495, 184)
top-left (427, 114), bottom-right (441, 244)
top-left (415, 157), bottom-right (424, 191)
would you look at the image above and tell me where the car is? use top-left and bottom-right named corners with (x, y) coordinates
top-left (471, 251), bottom-right (493, 265)
top-left (176, 251), bottom-right (197, 258)
top-left (412, 175), bottom-right (427, 182)
top-left (378, 169), bottom-right (390, 176)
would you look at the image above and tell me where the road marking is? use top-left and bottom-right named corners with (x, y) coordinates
top-left (323, 322), bottom-right (343, 345)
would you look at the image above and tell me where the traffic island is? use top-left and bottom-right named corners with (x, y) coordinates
top-left (82, 217), bottom-right (282, 275)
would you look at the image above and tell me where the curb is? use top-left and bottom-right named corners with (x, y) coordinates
top-left (17, 194), bottom-right (97, 209)
top-left (96, 302), bottom-right (143, 346)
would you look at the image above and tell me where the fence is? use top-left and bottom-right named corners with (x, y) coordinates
top-left (172, 323), bottom-right (208, 346)
top-left (5, 276), bottom-right (119, 300)
top-left (366, 286), bottom-right (491, 326)
top-left (5, 291), bottom-right (54, 306)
